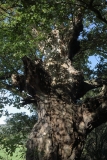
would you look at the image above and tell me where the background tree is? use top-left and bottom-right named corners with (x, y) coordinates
top-left (1, 0), bottom-right (107, 160)
top-left (81, 123), bottom-right (107, 160)
top-left (0, 113), bottom-right (37, 156)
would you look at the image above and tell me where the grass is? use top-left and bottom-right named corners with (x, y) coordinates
top-left (0, 146), bottom-right (26, 160)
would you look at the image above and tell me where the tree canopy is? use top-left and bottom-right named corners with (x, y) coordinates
top-left (1, 0), bottom-right (107, 159)
top-left (0, 0), bottom-right (107, 100)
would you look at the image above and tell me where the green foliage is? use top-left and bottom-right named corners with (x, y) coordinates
top-left (0, 0), bottom-right (107, 99)
top-left (0, 6), bottom-right (106, 99)
top-left (0, 145), bottom-right (26, 160)
top-left (0, 113), bottom-right (37, 155)
top-left (81, 123), bottom-right (107, 160)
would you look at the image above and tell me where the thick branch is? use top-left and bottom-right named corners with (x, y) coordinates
top-left (0, 73), bottom-right (11, 80)
top-left (77, 78), bottom-right (107, 98)
top-left (11, 56), bottom-right (107, 104)
top-left (78, 0), bottom-right (107, 24)
top-left (68, 11), bottom-right (83, 60)
top-left (0, 82), bottom-right (25, 99)
top-left (89, 6), bottom-right (107, 24)
top-left (83, 95), bottom-right (107, 133)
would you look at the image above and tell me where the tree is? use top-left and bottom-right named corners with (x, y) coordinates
top-left (0, 113), bottom-right (37, 156)
top-left (0, 0), bottom-right (107, 159)
top-left (81, 123), bottom-right (107, 160)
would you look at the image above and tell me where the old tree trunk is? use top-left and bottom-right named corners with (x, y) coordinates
top-left (20, 56), bottom-right (107, 160)
top-left (10, 5), bottom-right (107, 160)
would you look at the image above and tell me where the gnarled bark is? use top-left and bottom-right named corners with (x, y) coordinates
top-left (16, 56), bottom-right (107, 160)
top-left (26, 98), bottom-right (85, 160)
top-left (26, 94), bottom-right (107, 160)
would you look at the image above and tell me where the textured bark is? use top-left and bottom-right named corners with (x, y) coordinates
top-left (26, 98), bottom-right (86, 160)
top-left (26, 94), bottom-right (107, 160)
top-left (10, 52), bottom-right (107, 160)
top-left (11, 55), bottom-right (107, 160)
top-left (20, 56), bottom-right (87, 160)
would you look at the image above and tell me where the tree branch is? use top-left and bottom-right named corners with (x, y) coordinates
top-left (78, 78), bottom-right (107, 99)
top-left (89, 0), bottom-right (94, 6)
top-left (78, 0), bottom-right (107, 24)
top-left (68, 9), bottom-right (83, 61)
top-left (0, 82), bottom-right (25, 99)
top-left (83, 95), bottom-right (107, 134)
top-left (0, 73), bottom-right (11, 80)
top-left (89, 6), bottom-right (107, 24)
